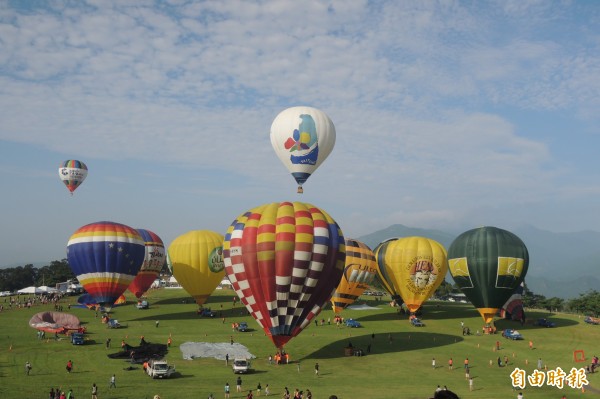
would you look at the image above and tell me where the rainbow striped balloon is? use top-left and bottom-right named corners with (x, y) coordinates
top-left (223, 201), bottom-right (346, 350)
top-left (67, 221), bottom-right (145, 305)
top-left (128, 229), bottom-right (166, 298)
top-left (58, 160), bottom-right (88, 194)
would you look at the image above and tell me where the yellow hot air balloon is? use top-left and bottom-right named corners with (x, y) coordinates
top-left (375, 236), bottom-right (448, 314)
top-left (331, 239), bottom-right (378, 313)
top-left (168, 230), bottom-right (225, 305)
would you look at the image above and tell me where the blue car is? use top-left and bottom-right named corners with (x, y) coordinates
top-left (345, 319), bottom-right (361, 328)
top-left (503, 329), bottom-right (523, 340)
top-left (536, 318), bottom-right (556, 328)
top-left (238, 322), bottom-right (249, 332)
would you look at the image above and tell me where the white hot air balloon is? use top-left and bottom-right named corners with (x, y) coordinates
top-left (270, 106), bottom-right (336, 193)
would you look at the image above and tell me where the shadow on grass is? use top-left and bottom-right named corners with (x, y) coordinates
top-left (304, 331), bottom-right (463, 360)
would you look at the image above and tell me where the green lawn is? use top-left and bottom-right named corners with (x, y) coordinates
top-left (0, 288), bottom-right (596, 399)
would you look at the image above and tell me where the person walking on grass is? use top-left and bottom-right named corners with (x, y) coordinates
top-left (314, 362), bottom-right (319, 376)
top-left (224, 382), bottom-right (230, 399)
top-left (25, 361), bottom-right (32, 376)
top-left (109, 374), bottom-right (116, 389)
top-left (91, 383), bottom-right (98, 399)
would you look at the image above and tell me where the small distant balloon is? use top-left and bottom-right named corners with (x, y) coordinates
top-left (58, 160), bottom-right (88, 195)
top-left (270, 106), bottom-right (336, 193)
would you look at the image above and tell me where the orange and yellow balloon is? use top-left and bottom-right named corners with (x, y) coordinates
top-left (375, 236), bottom-right (448, 313)
top-left (331, 239), bottom-right (377, 313)
top-left (168, 230), bottom-right (225, 305)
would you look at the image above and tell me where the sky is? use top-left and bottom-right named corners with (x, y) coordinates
top-left (1, 0), bottom-right (600, 267)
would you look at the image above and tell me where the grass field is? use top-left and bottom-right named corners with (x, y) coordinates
top-left (0, 288), bottom-right (597, 399)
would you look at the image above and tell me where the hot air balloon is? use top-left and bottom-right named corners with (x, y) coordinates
top-left (500, 283), bottom-right (526, 322)
top-left (66, 221), bottom-right (145, 307)
top-left (447, 226), bottom-right (529, 324)
top-left (270, 106), bottom-right (336, 193)
top-left (168, 230), bottom-right (225, 305)
top-left (58, 160), bottom-right (88, 195)
top-left (374, 237), bottom-right (448, 314)
top-left (223, 201), bottom-right (346, 350)
top-left (331, 239), bottom-right (377, 313)
top-left (128, 229), bottom-right (166, 298)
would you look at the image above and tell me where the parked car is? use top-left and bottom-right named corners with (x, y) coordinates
top-left (410, 317), bottom-right (425, 327)
top-left (71, 332), bottom-right (85, 345)
top-left (536, 318), bottom-right (556, 328)
top-left (146, 359), bottom-right (176, 379)
top-left (238, 322), bottom-right (249, 332)
top-left (585, 316), bottom-right (600, 325)
top-left (198, 308), bottom-right (215, 317)
top-left (107, 319), bottom-right (121, 328)
top-left (345, 319), bottom-right (362, 328)
top-left (136, 300), bottom-right (149, 309)
top-left (232, 358), bottom-right (250, 374)
top-left (503, 329), bottom-right (523, 340)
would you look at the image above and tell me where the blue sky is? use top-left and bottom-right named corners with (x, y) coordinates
top-left (1, 1), bottom-right (600, 266)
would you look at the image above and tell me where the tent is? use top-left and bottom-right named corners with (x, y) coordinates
top-left (38, 285), bottom-right (58, 293)
top-left (17, 286), bottom-right (42, 294)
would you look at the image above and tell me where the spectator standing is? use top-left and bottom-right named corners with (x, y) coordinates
top-left (314, 362), bottom-right (319, 376)
top-left (236, 376), bottom-right (242, 392)
top-left (66, 360), bottom-right (73, 373)
top-left (225, 382), bottom-right (230, 399)
top-left (91, 383), bottom-right (98, 399)
top-left (25, 361), bottom-right (32, 375)
top-left (432, 357), bottom-right (436, 369)
top-left (109, 374), bottom-right (116, 389)
top-left (225, 353), bottom-right (229, 366)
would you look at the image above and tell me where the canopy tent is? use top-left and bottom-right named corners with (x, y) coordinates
top-left (37, 285), bottom-right (58, 293)
top-left (17, 286), bottom-right (42, 294)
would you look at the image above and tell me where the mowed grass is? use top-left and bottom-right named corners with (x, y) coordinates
top-left (0, 288), bottom-right (597, 399)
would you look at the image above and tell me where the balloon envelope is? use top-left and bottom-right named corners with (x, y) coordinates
top-left (168, 230), bottom-right (225, 305)
top-left (270, 106), bottom-right (336, 192)
top-left (59, 160), bottom-right (88, 194)
top-left (223, 201), bottom-right (346, 349)
top-left (331, 239), bottom-right (377, 313)
top-left (67, 221), bottom-right (145, 305)
top-left (128, 229), bottom-right (166, 298)
top-left (447, 226), bottom-right (529, 324)
top-left (375, 237), bottom-right (448, 313)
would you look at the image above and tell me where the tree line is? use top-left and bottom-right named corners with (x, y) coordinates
top-left (0, 259), bottom-right (75, 292)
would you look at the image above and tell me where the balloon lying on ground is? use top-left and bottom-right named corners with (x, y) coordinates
top-left (58, 160), bottom-right (88, 195)
top-left (331, 239), bottom-right (377, 313)
top-left (168, 230), bottom-right (225, 305)
top-left (447, 226), bottom-right (529, 324)
top-left (128, 229), bottom-right (166, 298)
top-left (223, 201), bottom-right (346, 349)
top-left (66, 221), bottom-right (145, 306)
top-left (270, 106), bottom-right (336, 193)
top-left (375, 236), bottom-right (448, 313)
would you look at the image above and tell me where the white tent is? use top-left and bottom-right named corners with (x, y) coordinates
top-left (37, 285), bottom-right (58, 293)
top-left (17, 286), bottom-right (42, 294)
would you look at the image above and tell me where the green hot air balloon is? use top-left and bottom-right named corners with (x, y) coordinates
top-left (447, 226), bottom-right (529, 324)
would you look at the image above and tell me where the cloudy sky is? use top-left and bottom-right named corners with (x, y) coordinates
top-left (1, 0), bottom-right (599, 266)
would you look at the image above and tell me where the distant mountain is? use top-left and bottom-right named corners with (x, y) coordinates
top-left (357, 224), bottom-right (600, 300)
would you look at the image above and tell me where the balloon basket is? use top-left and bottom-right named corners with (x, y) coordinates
top-left (297, 186), bottom-right (304, 194)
